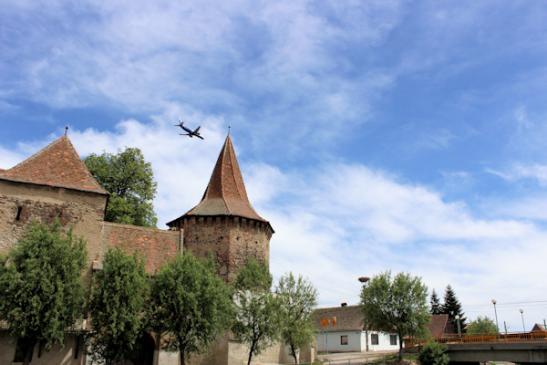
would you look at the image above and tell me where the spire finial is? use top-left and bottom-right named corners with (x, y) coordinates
top-left (64, 126), bottom-right (69, 136)
top-left (228, 125), bottom-right (231, 135)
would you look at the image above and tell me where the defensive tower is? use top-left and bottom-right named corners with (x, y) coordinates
top-left (167, 135), bottom-right (274, 281)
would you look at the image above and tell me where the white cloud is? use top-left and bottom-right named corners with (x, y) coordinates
top-left (488, 164), bottom-right (547, 186)
top-left (5, 118), bottom-right (547, 329)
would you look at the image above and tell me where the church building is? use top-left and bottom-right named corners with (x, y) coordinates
top-left (0, 133), bottom-right (300, 365)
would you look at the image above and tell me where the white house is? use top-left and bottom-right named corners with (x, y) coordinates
top-left (313, 304), bottom-right (400, 353)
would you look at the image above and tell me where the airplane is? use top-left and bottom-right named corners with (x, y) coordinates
top-left (174, 120), bottom-right (204, 140)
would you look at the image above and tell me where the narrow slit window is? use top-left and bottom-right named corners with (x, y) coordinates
top-left (15, 206), bottom-right (23, 221)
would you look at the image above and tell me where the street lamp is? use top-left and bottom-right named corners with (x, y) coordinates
top-left (359, 276), bottom-right (370, 352)
top-left (492, 299), bottom-right (500, 336)
top-left (455, 314), bottom-right (462, 339)
top-left (520, 309), bottom-right (526, 333)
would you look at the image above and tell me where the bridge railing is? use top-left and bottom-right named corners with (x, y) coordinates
top-left (406, 331), bottom-right (547, 347)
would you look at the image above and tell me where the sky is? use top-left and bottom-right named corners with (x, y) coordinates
top-left (2, 0), bottom-right (547, 331)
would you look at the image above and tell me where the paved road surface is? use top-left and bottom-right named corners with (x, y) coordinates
top-left (318, 350), bottom-right (398, 364)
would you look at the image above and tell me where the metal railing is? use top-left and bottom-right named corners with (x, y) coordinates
top-left (406, 331), bottom-right (547, 347)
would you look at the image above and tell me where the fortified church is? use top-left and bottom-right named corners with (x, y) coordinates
top-left (0, 133), bottom-right (303, 365)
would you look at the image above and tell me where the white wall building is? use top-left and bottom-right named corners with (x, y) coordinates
top-left (314, 305), bottom-right (400, 353)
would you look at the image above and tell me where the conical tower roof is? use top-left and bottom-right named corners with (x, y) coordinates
top-left (0, 135), bottom-right (107, 195)
top-left (169, 135), bottom-right (269, 226)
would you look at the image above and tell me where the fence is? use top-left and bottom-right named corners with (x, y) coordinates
top-left (406, 331), bottom-right (547, 347)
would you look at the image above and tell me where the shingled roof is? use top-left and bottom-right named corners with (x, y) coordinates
top-left (313, 305), bottom-right (365, 332)
top-left (168, 135), bottom-right (269, 226)
top-left (0, 135), bottom-right (107, 195)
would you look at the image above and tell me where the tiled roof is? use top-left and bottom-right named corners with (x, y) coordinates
top-left (313, 305), bottom-right (365, 332)
top-left (102, 222), bottom-right (180, 273)
top-left (428, 314), bottom-right (450, 338)
top-left (0, 136), bottom-right (107, 195)
top-left (168, 135), bottom-right (270, 227)
top-left (532, 323), bottom-right (547, 332)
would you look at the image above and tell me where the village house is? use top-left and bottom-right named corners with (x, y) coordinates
top-left (313, 304), bottom-right (400, 353)
top-left (0, 133), bottom-right (304, 365)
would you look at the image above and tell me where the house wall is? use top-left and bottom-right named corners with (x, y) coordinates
top-left (316, 331), bottom-right (363, 353)
top-left (316, 331), bottom-right (400, 353)
top-left (363, 331), bottom-right (400, 352)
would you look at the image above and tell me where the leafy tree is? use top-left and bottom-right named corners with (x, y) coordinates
top-left (360, 271), bottom-right (430, 361)
top-left (418, 341), bottom-right (449, 365)
top-left (0, 221), bottom-right (86, 365)
top-left (87, 248), bottom-right (149, 364)
top-left (466, 316), bottom-right (498, 335)
top-left (276, 273), bottom-right (317, 364)
top-left (430, 289), bottom-right (442, 315)
top-left (149, 254), bottom-right (233, 365)
top-left (232, 259), bottom-right (281, 365)
top-left (442, 285), bottom-right (466, 331)
top-left (85, 147), bottom-right (158, 227)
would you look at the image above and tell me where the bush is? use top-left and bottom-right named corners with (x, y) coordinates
top-left (418, 342), bottom-right (449, 365)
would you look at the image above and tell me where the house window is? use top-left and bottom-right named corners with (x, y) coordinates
top-left (390, 335), bottom-right (398, 345)
top-left (13, 338), bottom-right (34, 362)
top-left (340, 335), bottom-right (348, 345)
top-left (371, 333), bottom-right (379, 345)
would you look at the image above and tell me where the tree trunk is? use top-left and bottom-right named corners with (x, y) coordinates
top-left (180, 350), bottom-right (185, 365)
top-left (398, 332), bottom-right (403, 362)
top-left (247, 342), bottom-right (255, 365)
top-left (23, 343), bottom-right (33, 365)
top-left (290, 343), bottom-right (299, 364)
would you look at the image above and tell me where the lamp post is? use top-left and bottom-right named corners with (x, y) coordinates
top-left (519, 309), bottom-right (526, 333)
top-left (455, 314), bottom-right (462, 339)
top-left (492, 299), bottom-right (500, 336)
top-left (359, 276), bottom-right (370, 352)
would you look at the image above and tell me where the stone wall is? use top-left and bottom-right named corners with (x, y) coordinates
top-left (0, 331), bottom-right (85, 365)
top-left (102, 222), bottom-right (181, 273)
top-left (0, 179), bottom-right (107, 268)
top-left (182, 216), bottom-right (272, 282)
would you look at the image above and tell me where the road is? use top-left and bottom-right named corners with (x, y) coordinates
top-left (318, 350), bottom-right (398, 364)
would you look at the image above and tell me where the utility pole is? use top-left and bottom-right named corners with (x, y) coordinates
top-left (504, 321), bottom-right (508, 335)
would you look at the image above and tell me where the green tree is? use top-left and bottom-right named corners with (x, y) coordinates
top-left (442, 285), bottom-right (466, 331)
top-left (149, 254), bottom-right (233, 365)
top-left (466, 316), bottom-right (498, 335)
top-left (276, 273), bottom-right (317, 364)
top-left (87, 248), bottom-right (149, 364)
top-left (360, 271), bottom-right (430, 361)
top-left (418, 341), bottom-right (449, 365)
top-left (232, 259), bottom-right (281, 365)
top-left (430, 289), bottom-right (442, 315)
top-left (0, 221), bottom-right (86, 365)
top-left (85, 147), bottom-right (158, 227)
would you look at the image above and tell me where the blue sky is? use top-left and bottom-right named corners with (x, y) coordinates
top-left (2, 1), bottom-right (547, 330)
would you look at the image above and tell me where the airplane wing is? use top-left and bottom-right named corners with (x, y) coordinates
top-left (196, 134), bottom-right (204, 140)
top-left (193, 126), bottom-right (201, 134)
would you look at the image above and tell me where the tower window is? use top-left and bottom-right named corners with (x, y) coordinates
top-left (15, 206), bottom-right (23, 221)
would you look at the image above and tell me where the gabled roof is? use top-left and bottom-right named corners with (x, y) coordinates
top-left (0, 135), bottom-right (107, 195)
top-left (168, 135), bottom-right (270, 226)
top-left (428, 314), bottom-right (451, 338)
top-left (313, 305), bottom-right (365, 332)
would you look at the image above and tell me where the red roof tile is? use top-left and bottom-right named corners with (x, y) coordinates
top-left (0, 136), bottom-right (107, 194)
top-left (102, 222), bottom-right (180, 273)
top-left (428, 314), bottom-right (450, 338)
top-left (168, 135), bottom-right (270, 227)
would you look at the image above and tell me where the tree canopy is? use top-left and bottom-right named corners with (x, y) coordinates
top-left (466, 316), bottom-right (498, 335)
top-left (85, 147), bottom-right (158, 227)
top-left (430, 289), bottom-right (442, 315)
top-left (275, 273), bottom-right (317, 365)
top-left (442, 285), bottom-right (467, 330)
top-left (360, 271), bottom-right (430, 361)
top-left (232, 259), bottom-right (281, 365)
top-left (0, 221), bottom-right (86, 365)
top-left (87, 248), bottom-right (149, 364)
top-left (149, 254), bottom-right (233, 365)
